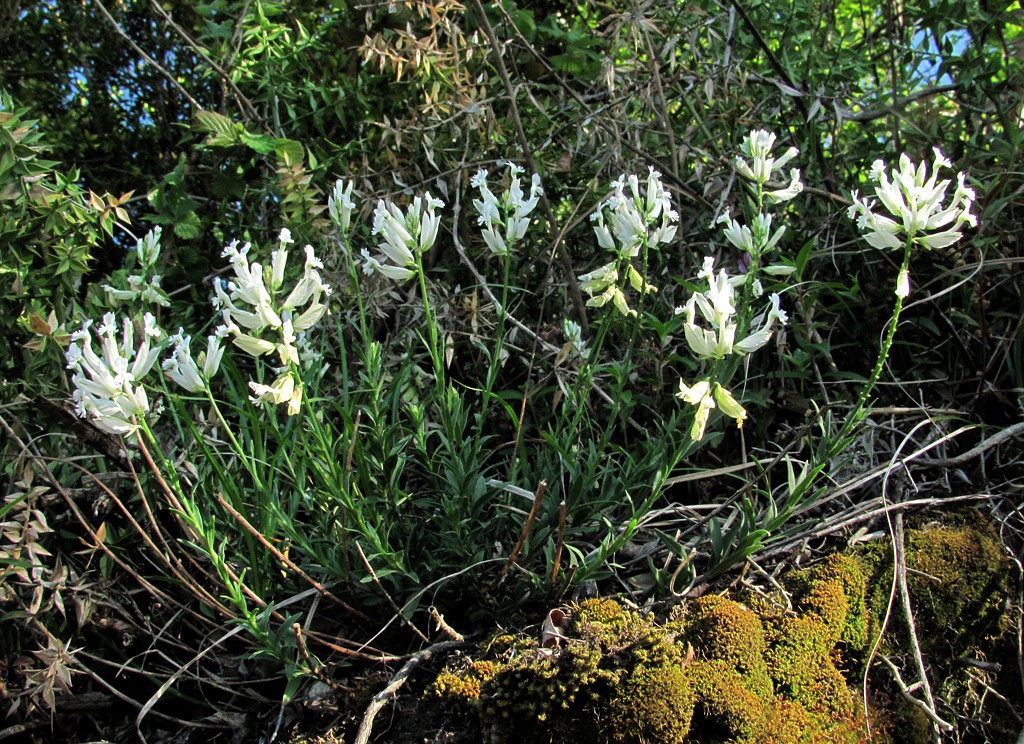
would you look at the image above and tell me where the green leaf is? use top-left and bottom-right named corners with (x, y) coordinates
top-left (273, 138), bottom-right (305, 166)
top-left (194, 110), bottom-right (242, 146)
top-left (173, 212), bottom-right (201, 240)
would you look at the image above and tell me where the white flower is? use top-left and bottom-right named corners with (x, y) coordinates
top-left (364, 193), bottom-right (445, 279)
top-left (577, 262), bottom-right (618, 296)
top-left (162, 328), bottom-right (226, 393)
top-left (472, 163), bottom-right (543, 257)
top-left (66, 313), bottom-right (162, 435)
top-left (848, 149), bottom-right (976, 296)
top-left (676, 379), bottom-right (715, 440)
top-left (214, 235), bottom-right (332, 393)
top-left (848, 149), bottom-right (976, 251)
top-left (562, 319), bottom-right (590, 361)
top-left (717, 209), bottom-right (754, 253)
top-left (895, 267), bottom-right (910, 299)
top-left (592, 168), bottom-right (678, 258)
top-left (766, 169), bottom-right (804, 204)
top-left (249, 372), bottom-right (303, 415)
top-left (136, 228), bottom-right (162, 269)
top-left (578, 168), bottom-right (674, 317)
top-left (679, 259), bottom-right (787, 360)
top-left (328, 179), bottom-right (357, 234)
top-left (102, 229), bottom-right (171, 308)
top-left (676, 379), bottom-right (747, 440)
top-left (735, 130), bottom-right (799, 185)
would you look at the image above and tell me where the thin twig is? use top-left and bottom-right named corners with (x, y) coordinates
top-left (93, 0), bottom-right (202, 111)
top-left (293, 623), bottom-right (351, 691)
top-left (470, 0), bottom-right (588, 327)
top-left (429, 606), bottom-right (465, 642)
top-left (894, 512), bottom-right (951, 737)
top-left (550, 500), bottom-right (566, 591)
top-left (215, 491), bottom-right (370, 621)
top-left (355, 542), bottom-right (430, 643)
top-left (147, 0), bottom-right (266, 129)
top-left (877, 655), bottom-right (955, 732)
top-left (353, 641), bottom-right (463, 744)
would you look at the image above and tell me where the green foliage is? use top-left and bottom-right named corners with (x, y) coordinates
top-left (0, 93), bottom-right (126, 390)
top-left (1, 0), bottom-right (1021, 736)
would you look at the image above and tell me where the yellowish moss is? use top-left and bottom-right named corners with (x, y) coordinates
top-left (604, 647), bottom-right (695, 743)
top-left (686, 658), bottom-right (769, 741)
top-left (429, 581), bottom-right (870, 743)
top-left (787, 553), bottom-right (868, 652)
top-left (678, 595), bottom-right (773, 700)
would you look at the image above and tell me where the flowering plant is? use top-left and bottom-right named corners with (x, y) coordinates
top-left (214, 229), bottom-right (332, 414)
top-left (471, 162), bottom-right (543, 257)
top-left (578, 168), bottom-right (677, 317)
top-left (361, 193), bottom-right (444, 281)
top-left (674, 130), bottom-right (799, 440)
top-left (65, 312), bottom-right (162, 435)
top-left (848, 148), bottom-right (976, 297)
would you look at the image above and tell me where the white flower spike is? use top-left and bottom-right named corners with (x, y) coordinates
top-left (66, 313), bottom-right (162, 435)
top-left (363, 193), bottom-right (445, 280)
top-left (472, 162), bottom-right (543, 257)
top-left (848, 148), bottom-right (976, 296)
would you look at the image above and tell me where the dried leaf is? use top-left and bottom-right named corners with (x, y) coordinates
top-left (540, 607), bottom-right (569, 649)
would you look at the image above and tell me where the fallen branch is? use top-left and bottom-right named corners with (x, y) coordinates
top-left (353, 641), bottom-right (463, 744)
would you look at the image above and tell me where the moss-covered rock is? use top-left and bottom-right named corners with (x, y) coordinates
top-left (428, 575), bottom-right (870, 743)
top-left (423, 513), bottom-right (1016, 743)
top-left (856, 511), bottom-right (1017, 743)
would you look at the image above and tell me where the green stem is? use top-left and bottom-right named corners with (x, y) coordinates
top-left (415, 258), bottom-right (445, 391)
top-left (203, 389), bottom-right (266, 492)
top-left (843, 241), bottom-right (913, 435)
top-left (475, 254), bottom-right (512, 449)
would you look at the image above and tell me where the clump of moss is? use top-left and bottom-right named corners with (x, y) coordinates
top-left (788, 553), bottom-right (869, 653)
top-left (427, 660), bottom-right (498, 703)
top-left (861, 512), bottom-right (1008, 662)
top-left (428, 576), bottom-right (870, 743)
top-left (857, 512), bottom-right (1017, 743)
top-left (676, 595), bottom-right (773, 700)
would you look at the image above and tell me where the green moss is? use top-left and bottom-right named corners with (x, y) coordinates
top-left (429, 582), bottom-right (868, 743)
top-left (857, 513), bottom-right (1016, 743)
top-left (424, 513), bottom-right (1015, 743)
top-left (604, 648), bottom-right (695, 743)
top-left (861, 512), bottom-right (1008, 660)
top-left (678, 595), bottom-right (773, 700)
top-left (766, 614), bottom-right (854, 720)
top-left (686, 659), bottom-right (769, 741)
top-left (787, 553), bottom-right (868, 653)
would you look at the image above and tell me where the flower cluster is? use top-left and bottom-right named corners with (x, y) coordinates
top-left (561, 319), bottom-right (590, 362)
top-left (578, 168), bottom-right (678, 316)
top-left (847, 148), bottom-right (976, 297)
top-left (675, 257), bottom-right (788, 440)
top-left (716, 130), bottom-right (803, 277)
top-left (162, 327), bottom-right (227, 393)
top-left (471, 162), bottom-right (543, 257)
top-left (361, 193), bottom-right (444, 281)
top-left (213, 229), bottom-right (332, 414)
top-left (679, 257), bottom-right (788, 361)
top-left (676, 379), bottom-right (748, 442)
top-left (102, 229), bottom-right (170, 308)
top-left (66, 313), bottom-right (162, 435)
top-left (735, 130), bottom-right (803, 201)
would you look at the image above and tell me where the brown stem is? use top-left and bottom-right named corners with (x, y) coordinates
top-left (498, 480), bottom-right (548, 580)
top-left (216, 492), bottom-right (369, 621)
